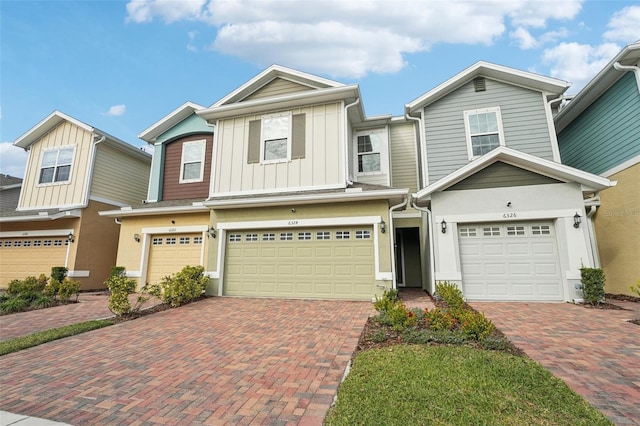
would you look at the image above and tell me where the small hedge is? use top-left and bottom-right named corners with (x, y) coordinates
top-left (580, 267), bottom-right (605, 306)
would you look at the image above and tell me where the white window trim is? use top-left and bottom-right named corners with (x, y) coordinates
top-left (353, 128), bottom-right (388, 176)
top-left (179, 139), bottom-right (206, 184)
top-left (463, 107), bottom-right (505, 160)
top-left (37, 145), bottom-right (76, 187)
top-left (260, 111), bottom-right (292, 164)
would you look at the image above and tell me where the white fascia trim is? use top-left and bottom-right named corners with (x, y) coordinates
top-left (13, 111), bottom-right (94, 149)
top-left (16, 203), bottom-right (85, 212)
top-left (414, 146), bottom-right (613, 199)
top-left (67, 270), bottom-right (90, 278)
top-left (1, 209), bottom-right (82, 222)
top-left (434, 209), bottom-right (580, 224)
top-left (199, 86), bottom-right (360, 121)
top-left (88, 195), bottom-right (130, 208)
top-left (218, 215), bottom-right (381, 230)
top-left (138, 102), bottom-right (206, 142)
top-left (99, 204), bottom-right (209, 217)
top-left (1, 228), bottom-right (74, 238)
top-left (141, 224), bottom-right (208, 234)
top-left (206, 188), bottom-right (408, 209)
top-left (601, 154), bottom-right (640, 177)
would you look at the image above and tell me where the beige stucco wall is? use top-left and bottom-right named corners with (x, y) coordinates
top-left (207, 200), bottom-right (392, 296)
top-left (594, 163), bottom-right (640, 295)
top-left (19, 121), bottom-right (93, 210)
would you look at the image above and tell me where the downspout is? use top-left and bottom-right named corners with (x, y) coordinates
top-left (83, 134), bottom-right (106, 207)
top-left (614, 62), bottom-right (640, 92)
top-left (344, 98), bottom-right (360, 186)
top-left (411, 199), bottom-right (436, 295)
top-left (388, 195), bottom-right (409, 290)
top-left (405, 112), bottom-right (426, 189)
top-left (586, 205), bottom-right (600, 268)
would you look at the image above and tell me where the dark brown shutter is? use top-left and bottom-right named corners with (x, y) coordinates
top-left (247, 119), bottom-right (261, 164)
top-left (291, 114), bottom-right (306, 159)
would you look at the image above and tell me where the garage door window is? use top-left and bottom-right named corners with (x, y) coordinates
top-left (355, 230), bottom-right (371, 239)
top-left (316, 231), bottom-right (331, 240)
top-left (229, 234), bottom-right (242, 242)
top-left (44, 240), bottom-right (52, 246)
top-left (506, 226), bottom-right (525, 236)
top-left (459, 227), bottom-right (477, 237)
top-left (336, 231), bottom-right (350, 240)
top-left (194, 236), bottom-right (202, 244)
top-left (153, 238), bottom-right (162, 245)
top-left (297, 232), bottom-right (311, 240)
top-left (280, 232), bottom-right (293, 241)
top-left (179, 237), bottom-right (190, 244)
top-left (246, 233), bottom-right (258, 242)
top-left (532, 225), bottom-right (551, 235)
top-left (483, 227), bottom-right (500, 236)
top-left (166, 238), bottom-right (176, 245)
top-left (262, 233), bottom-right (275, 241)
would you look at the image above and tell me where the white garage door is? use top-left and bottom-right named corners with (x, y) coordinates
top-left (146, 233), bottom-right (203, 285)
top-left (0, 237), bottom-right (68, 285)
top-left (458, 222), bottom-right (563, 301)
top-left (224, 226), bottom-right (375, 300)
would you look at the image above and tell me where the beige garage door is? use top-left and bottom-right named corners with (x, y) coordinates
top-left (224, 226), bottom-right (376, 300)
top-left (459, 222), bottom-right (563, 301)
top-left (146, 234), bottom-right (203, 285)
top-left (0, 237), bottom-right (68, 285)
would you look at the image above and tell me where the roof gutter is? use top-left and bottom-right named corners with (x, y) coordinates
top-left (613, 62), bottom-right (640, 93)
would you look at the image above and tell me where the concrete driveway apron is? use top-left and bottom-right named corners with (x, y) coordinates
top-left (471, 301), bottom-right (640, 426)
top-left (0, 297), bottom-right (372, 426)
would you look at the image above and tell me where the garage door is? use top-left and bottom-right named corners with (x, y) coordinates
top-left (146, 234), bottom-right (203, 285)
top-left (224, 226), bottom-right (375, 299)
top-left (458, 222), bottom-right (562, 301)
top-left (0, 237), bottom-right (68, 285)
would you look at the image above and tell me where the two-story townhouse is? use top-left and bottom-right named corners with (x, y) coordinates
top-left (555, 41), bottom-right (640, 296)
top-left (407, 62), bottom-right (614, 302)
top-left (101, 66), bottom-right (411, 300)
top-left (0, 111), bottom-right (151, 290)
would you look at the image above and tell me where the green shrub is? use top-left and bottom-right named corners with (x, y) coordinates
top-left (580, 267), bottom-right (605, 305)
top-left (435, 281), bottom-right (465, 310)
top-left (31, 294), bottom-right (55, 309)
top-left (106, 272), bottom-right (138, 316)
top-left (57, 279), bottom-right (80, 303)
top-left (6, 276), bottom-right (47, 298)
top-left (50, 266), bottom-right (68, 282)
top-left (630, 279), bottom-right (640, 297)
top-left (149, 265), bottom-right (208, 308)
top-left (0, 297), bottom-right (29, 314)
top-left (424, 308), bottom-right (459, 332)
top-left (458, 310), bottom-right (495, 340)
top-left (373, 288), bottom-right (399, 312)
top-left (110, 266), bottom-right (126, 278)
top-left (43, 279), bottom-right (60, 298)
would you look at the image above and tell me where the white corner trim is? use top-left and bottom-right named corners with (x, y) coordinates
top-left (67, 270), bottom-right (90, 278)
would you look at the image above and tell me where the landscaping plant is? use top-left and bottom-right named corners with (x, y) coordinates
top-left (148, 265), bottom-right (209, 307)
top-left (434, 281), bottom-right (465, 311)
top-left (580, 266), bottom-right (606, 305)
top-left (106, 267), bottom-right (150, 316)
top-left (630, 279), bottom-right (640, 297)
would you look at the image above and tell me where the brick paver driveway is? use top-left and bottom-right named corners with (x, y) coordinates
top-left (471, 301), bottom-right (640, 426)
top-left (0, 297), bottom-right (372, 425)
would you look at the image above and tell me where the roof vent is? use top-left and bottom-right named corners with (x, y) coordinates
top-left (474, 77), bottom-right (486, 92)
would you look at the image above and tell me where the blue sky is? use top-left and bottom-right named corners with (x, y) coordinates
top-left (1, 0), bottom-right (639, 178)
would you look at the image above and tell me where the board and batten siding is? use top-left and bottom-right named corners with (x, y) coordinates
top-left (424, 78), bottom-right (555, 183)
top-left (90, 143), bottom-right (150, 205)
top-left (161, 135), bottom-right (213, 201)
top-left (18, 121), bottom-right (93, 209)
top-left (213, 102), bottom-right (343, 194)
top-left (446, 162), bottom-right (561, 191)
top-left (243, 78), bottom-right (314, 102)
top-left (390, 122), bottom-right (418, 193)
top-left (558, 72), bottom-right (640, 175)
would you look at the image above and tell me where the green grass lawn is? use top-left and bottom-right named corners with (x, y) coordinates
top-left (325, 345), bottom-right (612, 426)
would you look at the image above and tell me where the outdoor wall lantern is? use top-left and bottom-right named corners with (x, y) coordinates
top-left (573, 213), bottom-right (582, 229)
top-left (208, 227), bottom-right (217, 238)
top-left (134, 233), bottom-right (141, 243)
top-left (441, 219), bottom-right (447, 234)
top-left (67, 232), bottom-right (75, 243)
top-left (380, 219), bottom-right (386, 234)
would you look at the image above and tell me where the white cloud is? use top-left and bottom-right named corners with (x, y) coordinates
top-left (603, 5), bottom-right (640, 43)
top-left (511, 27), bottom-right (538, 49)
top-left (187, 30), bottom-right (198, 52)
top-left (125, 0), bottom-right (584, 78)
top-left (0, 142), bottom-right (28, 178)
top-left (106, 104), bottom-right (127, 116)
top-left (542, 42), bottom-right (621, 93)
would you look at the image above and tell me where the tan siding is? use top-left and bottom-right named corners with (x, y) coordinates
top-left (390, 122), bottom-right (418, 193)
top-left (19, 122), bottom-right (93, 210)
top-left (244, 78), bottom-right (314, 101)
top-left (446, 162), bottom-right (561, 191)
top-left (91, 143), bottom-right (150, 205)
top-left (214, 102), bottom-right (343, 194)
top-left (160, 134), bottom-right (212, 201)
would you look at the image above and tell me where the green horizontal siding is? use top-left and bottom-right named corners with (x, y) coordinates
top-left (558, 72), bottom-right (640, 175)
top-left (446, 162), bottom-right (561, 191)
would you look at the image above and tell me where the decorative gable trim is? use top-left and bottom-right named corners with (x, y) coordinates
top-left (138, 102), bottom-right (207, 143)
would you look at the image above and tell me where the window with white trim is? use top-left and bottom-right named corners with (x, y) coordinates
top-left (483, 227), bottom-right (500, 236)
top-left (229, 234), bottom-right (242, 242)
top-left (179, 237), bottom-right (190, 245)
top-left (180, 140), bottom-right (206, 183)
top-left (24, 240), bottom-right (31, 247)
top-left (507, 226), bottom-right (525, 236)
top-left (353, 128), bottom-right (387, 175)
top-left (166, 237), bottom-right (176, 245)
top-left (33, 240), bottom-right (41, 247)
top-left (316, 231), bottom-right (331, 240)
top-left (355, 230), bottom-right (371, 239)
top-left (152, 238), bottom-right (163, 245)
top-left (280, 232), bottom-right (293, 241)
top-left (193, 236), bottom-right (203, 245)
top-left (246, 233), bottom-right (258, 242)
top-left (261, 112), bottom-right (291, 163)
top-left (297, 232), bottom-right (311, 241)
top-left (463, 107), bottom-right (505, 159)
top-left (43, 240), bottom-right (52, 246)
top-left (459, 227), bottom-right (477, 237)
top-left (14, 241), bottom-right (22, 247)
top-left (3, 241), bottom-right (11, 247)
top-left (38, 146), bottom-right (74, 184)
top-left (262, 233), bottom-right (275, 241)
top-left (336, 231), bottom-right (350, 240)
top-left (54, 240), bottom-right (62, 246)
top-left (532, 225), bottom-right (551, 235)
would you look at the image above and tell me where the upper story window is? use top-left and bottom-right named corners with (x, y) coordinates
top-left (261, 112), bottom-right (291, 163)
top-left (38, 146), bottom-right (74, 184)
top-left (353, 128), bottom-right (388, 175)
top-left (180, 140), bottom-right (206, 183)
top-left (463, 107), bottom-right (505, 159)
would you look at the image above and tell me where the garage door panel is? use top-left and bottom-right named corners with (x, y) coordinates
top-left (224, 226), bottom-right (375, 299)
top-left (0, 238), bottom-right (68, 284)
top-left (459, 222), bottom-right (562, 301)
